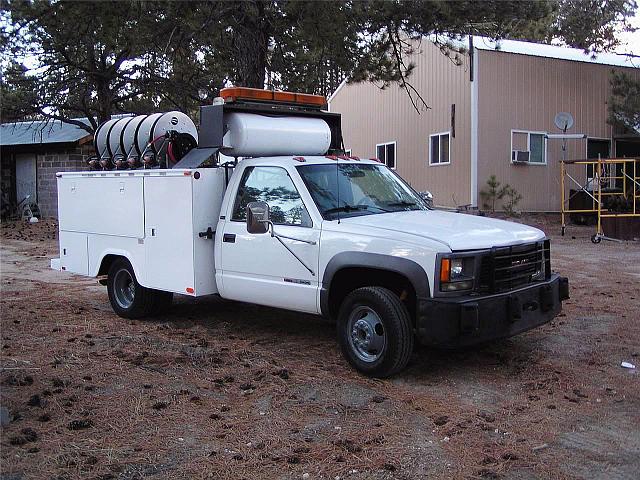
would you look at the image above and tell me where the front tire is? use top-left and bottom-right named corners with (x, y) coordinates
top-left (337, 287), bottom-right (414, 378)
top-left (107, 258), bottom-right (172, 319)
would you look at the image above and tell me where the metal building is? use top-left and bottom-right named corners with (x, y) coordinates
top-left (329, 36), bottom-right (640, 211)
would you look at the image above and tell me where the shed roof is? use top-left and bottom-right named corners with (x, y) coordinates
top-left (0, 118), bottom-right (92, 147)
top-left (329, 36), bottom-right (638, 103)
top-left (467, 35), bottom-right (637, 68)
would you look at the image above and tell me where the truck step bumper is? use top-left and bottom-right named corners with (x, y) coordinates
top-left (417, 274), bottom-right (568, 348)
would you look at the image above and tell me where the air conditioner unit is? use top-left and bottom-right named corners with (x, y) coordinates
top-left (511, 150), bottom-right (530, 164)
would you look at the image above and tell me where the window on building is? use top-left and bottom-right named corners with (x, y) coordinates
top-left (376, 142), bottom-right (396, 169)
top-left (511, 131), bottom-right (546, 164)
top-left (429, 132), bottom-right (450, 165)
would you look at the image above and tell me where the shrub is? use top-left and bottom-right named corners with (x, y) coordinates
top-left (480, 176), bottom-right (522, 216)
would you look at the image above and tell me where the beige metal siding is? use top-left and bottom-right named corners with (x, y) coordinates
top-left (330, 41), bottom-right (472, 207)
top-left (477, 50), bottom-right (639, 211)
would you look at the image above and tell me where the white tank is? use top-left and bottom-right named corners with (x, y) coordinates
top-left (94, 112), bottom-right (198, 160)
top-left (94, 118), bottom-right (120, 157)
top-left (136, 111), bottom-right (198, 154)
top-left (121, 115), bottom-right (148, 156)
top-left (135, 113), bottom-right (163, 154)
top-left (221, 113), bottom-right (331, 157)
top-left (107, 117), bottom-right (136, 157)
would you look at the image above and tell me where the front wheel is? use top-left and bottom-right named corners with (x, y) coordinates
top-left (107, 258), bottom-right (172, 319)
top-left (337, 287), bottom-right (414, 378)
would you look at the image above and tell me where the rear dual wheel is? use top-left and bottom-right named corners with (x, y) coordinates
top-left (337, 286), bottom-right (414, 378)
top-left (107, 258), bottom-right (172, 319)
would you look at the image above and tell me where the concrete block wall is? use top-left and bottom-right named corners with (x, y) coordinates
top-left (37, 145), bottom-right (92, 218)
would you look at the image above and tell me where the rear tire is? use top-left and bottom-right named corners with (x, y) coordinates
top-left (337, 286), bottom-right (414, 378)
top-left (107, 258), bottom-right (172, 319)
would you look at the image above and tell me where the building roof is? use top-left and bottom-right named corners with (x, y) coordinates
top-left (469, 36), bottom-right (638, 69)
top-left (0, 118), bottom-right (92, 147)
top-left (329, 36), bottom-right (638, 103)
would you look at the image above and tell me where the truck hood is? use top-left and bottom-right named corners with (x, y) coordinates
top-left (340, 210), bottom-right (545, 251)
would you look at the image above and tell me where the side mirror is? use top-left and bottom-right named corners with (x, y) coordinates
top-left (419, 191), bottom-right (434, 208)
top-left (246, 201), bottom-right (270, 234)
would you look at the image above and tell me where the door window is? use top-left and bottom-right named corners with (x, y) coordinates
top-left (231, 166), bottom-right (312, 227)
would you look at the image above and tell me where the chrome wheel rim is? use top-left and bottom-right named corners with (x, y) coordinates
top-left (347, 306), bottom-right (386, 363)
top-left (113, 268), bottom-right (135, 309)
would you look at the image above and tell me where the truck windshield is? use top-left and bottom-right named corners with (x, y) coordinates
top-left (297, 163), bottom-right (429, 220)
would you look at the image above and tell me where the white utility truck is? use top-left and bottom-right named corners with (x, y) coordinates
top-left (52, 87), bottom-right (569, 377)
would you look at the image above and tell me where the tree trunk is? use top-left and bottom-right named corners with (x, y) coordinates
top-left (233, 0), bottom-right (270, 88)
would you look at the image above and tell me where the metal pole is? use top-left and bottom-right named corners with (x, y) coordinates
top-left (560, 160), bottom-right (566, 236)
top-left (597, 156), bottom-right (602, 238)
top-left (622, 160), bottom-right (626, 199)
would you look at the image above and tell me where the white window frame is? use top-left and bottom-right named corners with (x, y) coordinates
top-left (429, 131), bottom-right (451, 166)
top-left (510, 129), bottom-right (547, 165)
top-left (375, 141), bottom-right (397, 170)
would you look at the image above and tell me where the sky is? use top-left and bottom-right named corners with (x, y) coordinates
top-left (619, 11), bottom-right (640, 55)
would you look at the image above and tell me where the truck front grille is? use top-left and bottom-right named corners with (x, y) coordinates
top-left (478, 240), bottom-right (550, 293)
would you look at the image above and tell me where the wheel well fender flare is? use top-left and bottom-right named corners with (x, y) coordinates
top-left (320, 252), bottom-right (430, 318)
top-left (95, 250), bottom-right (143, 283)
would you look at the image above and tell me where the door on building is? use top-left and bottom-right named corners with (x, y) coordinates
top-left (586, 139), bottom-right (610, 189)
top-left (15, 154), bottom-right (37, 204)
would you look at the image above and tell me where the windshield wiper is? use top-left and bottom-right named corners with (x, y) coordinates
top-left (324, 204), bottom-right (369, 215)
top-left (386, 200), bottom-right (417, 208)
top-left (324, 204), bottom-right (393, 216)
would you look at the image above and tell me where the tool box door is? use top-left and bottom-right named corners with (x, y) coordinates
top-left (59, 231), bottom-right (89, 275)
top-left (143, 176), bottom-right (195, 294)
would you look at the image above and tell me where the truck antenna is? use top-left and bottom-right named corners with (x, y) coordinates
top-left (336, 156), bottom-right (341, 224)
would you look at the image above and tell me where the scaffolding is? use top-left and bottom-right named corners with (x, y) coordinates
top-left (560, 157), bottom-right (640, 243)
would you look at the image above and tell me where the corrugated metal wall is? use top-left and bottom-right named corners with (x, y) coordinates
top-left (477, 50), bottom-right (639, 211)
top-left (330, 40), bottom-right (472, 207)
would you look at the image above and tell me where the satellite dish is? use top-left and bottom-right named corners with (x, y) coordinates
top-left (554, 112), bottom-right (574, 131)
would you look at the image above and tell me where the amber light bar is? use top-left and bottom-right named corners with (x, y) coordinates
top-left (219, 87), bottom-right (326, 107)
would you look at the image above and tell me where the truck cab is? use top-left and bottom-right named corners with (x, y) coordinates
top-left (52, 88), bottom-right (569, 377)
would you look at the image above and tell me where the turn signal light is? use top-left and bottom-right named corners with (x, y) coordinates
top-left (440, 258), bottom-right (451, 283)
top-left (219, 87), bottom-right (326, 107)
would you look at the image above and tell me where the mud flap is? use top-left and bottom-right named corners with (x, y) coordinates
top-left (559, 277), bottom-right (570, 301)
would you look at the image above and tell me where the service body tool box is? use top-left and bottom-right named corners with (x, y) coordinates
top-left (56, 168), bottom-right (226, 295)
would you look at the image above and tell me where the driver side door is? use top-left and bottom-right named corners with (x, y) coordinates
top-left (218, 166), bottom-right (320, 314)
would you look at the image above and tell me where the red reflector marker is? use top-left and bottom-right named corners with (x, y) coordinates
top-left (325, 155), bottom-right (338, 161)
top-left (293, 156), bottom-right (306, 162)
top-left (186, 287), bottom-right (194, 294)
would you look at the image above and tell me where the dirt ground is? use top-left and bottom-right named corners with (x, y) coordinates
top-left (1, 215), bottom-right (638, 480)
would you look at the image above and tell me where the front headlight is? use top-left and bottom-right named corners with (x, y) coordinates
top-left (439, 256), bottom-right (475, 292)
top-left (532, 249), bottom-right (546, 281)
top-left (450, 258), bottom-right (464, 278)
